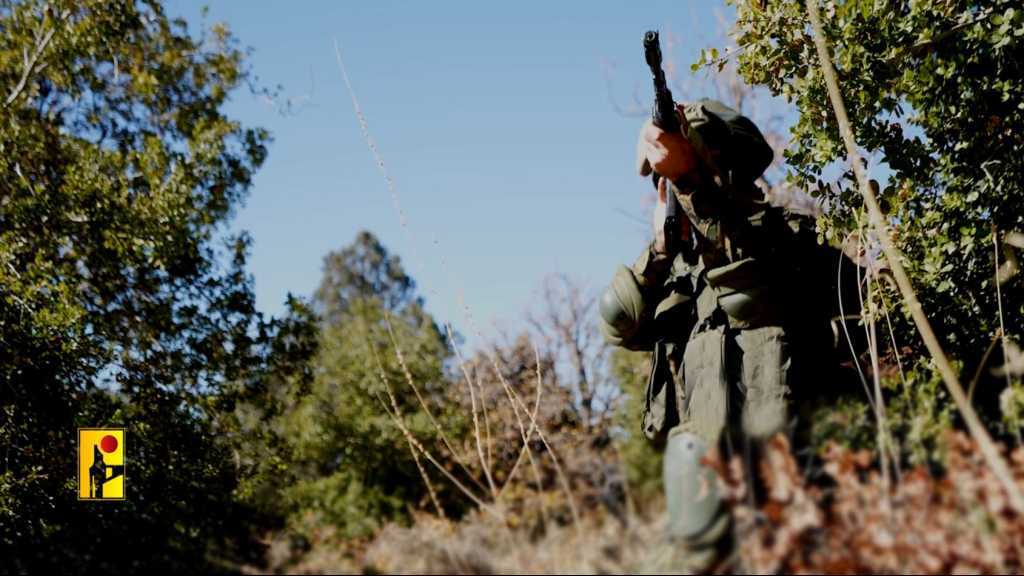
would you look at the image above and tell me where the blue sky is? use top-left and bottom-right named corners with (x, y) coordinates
top-left (167, 1), bottom-right (740, 346)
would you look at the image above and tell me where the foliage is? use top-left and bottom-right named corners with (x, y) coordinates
top-left (883, 357), bottom-right (957, 465)
top-left (717, 0), bottom-right (1024, 371)
top-left (608, 347), bottom-right (662, 507)
top-left (805, 358), bottom-right (959, 467)
top-left (269, 231), bottom-right (468, 542)
top-left (807, 392), bottom-right (877, 454)
top-left (0, 0), bottom-right (272, 570)
top-left (225, 295), bottom-right (320, 522)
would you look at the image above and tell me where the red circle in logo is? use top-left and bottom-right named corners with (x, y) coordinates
top-left (100, 434), bottom-right (118, 453)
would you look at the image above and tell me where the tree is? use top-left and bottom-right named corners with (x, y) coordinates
top-left (273, 231), bottom-right (468, 540)
top-left (528, 274), bottom-right (618, 430)
top-left (314, 230), bottom-right (418, 325)
top-left (0, 0), bottom-right (271, 570)
top-left (717, 0), bottom-right (1023, 374)
top-left (226, 295), bottom-right (320, 524)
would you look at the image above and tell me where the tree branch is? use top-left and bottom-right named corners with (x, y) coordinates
top-left (4, 6), bottom-right (66, 109)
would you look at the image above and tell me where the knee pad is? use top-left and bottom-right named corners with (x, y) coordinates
top-left (663, 430), bottom-right (724, 542)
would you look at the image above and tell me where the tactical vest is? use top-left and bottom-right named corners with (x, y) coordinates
top-left (641, 201), bottom-right (809, 441)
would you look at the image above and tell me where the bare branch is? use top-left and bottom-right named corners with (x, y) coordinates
top-left (383, 314), bottom-right (490, 496)
top-left (443, 321), bottom-right (499, 498)
top-left (4, 6), bottom-right (63, 108)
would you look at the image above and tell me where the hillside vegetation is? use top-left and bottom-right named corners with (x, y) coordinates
top-left (2, 0), bottom-right (1023, 573)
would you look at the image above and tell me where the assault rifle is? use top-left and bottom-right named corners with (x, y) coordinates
top-left (643, 30), bottom-right (685, 257)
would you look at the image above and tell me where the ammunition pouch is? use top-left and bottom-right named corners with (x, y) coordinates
top-left (642, 340), bottom-right (678, 443)
top-left (654, 256), bottom-right (696, 327)
top-left (642, 263), bottom-right (696, 443)
top-left (704, 258), bottom-right (783, 329)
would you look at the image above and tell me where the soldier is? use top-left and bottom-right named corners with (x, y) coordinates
top-left (599, 99), bottom-right (846, 572)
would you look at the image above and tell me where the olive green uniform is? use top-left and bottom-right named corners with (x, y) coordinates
top-left (600, 99), bottom-right (837, 572)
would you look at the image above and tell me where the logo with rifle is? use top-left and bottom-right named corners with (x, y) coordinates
top-left (78, 428), bottom-right (125, 500)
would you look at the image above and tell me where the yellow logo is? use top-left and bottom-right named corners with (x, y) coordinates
top-left (78, 428), bottom-right (125, 500)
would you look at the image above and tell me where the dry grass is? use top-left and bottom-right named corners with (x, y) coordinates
top-left (265, 431), bottom-right (1024, 574)
top-left (362, 507), bottom-right (663, 574)
top-left (260, 507), bottom-right (665, 574)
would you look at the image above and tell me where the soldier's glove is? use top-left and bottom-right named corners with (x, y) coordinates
top-left (636, 104), bottom-right (695, 181)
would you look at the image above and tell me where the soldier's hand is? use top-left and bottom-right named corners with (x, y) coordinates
top-left (651, 177), bottom-right (690, 254)
top-left (635, 105), bottom-right (697, 182)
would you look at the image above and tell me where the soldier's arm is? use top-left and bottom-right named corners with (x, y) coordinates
top-left (598, 241), bottom-right (672, 351)
top-left (639, 99), bottom-right (773, 192)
